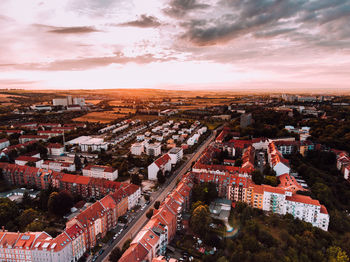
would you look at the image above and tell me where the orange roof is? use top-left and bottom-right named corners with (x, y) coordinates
top-left (262, 185), bottom-right (286, 194)
top-left (286, 194), bottom-right (321, 206)
top-left (83, 165), bottom-right (115, 173)
top-left (119, 243), bottom-right (148, 262)
top-left (60, 173), bottom-right (78, 183)
top-left (15, 156), bottom-right (41, 162)
top-left (75, 176), bottom-right (91, 185)
top-left (47, 143), bottom-right (64, 148)
top-left (320, 205), bottom-right (328, 214)
top-left (154, 154), bottom-right (171, 168)
top-left (100, 195), bottom-right (117, 210)
top-left (65, 223), bottom-right (84, 239)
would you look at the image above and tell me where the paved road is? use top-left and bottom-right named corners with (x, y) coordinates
top-left (98, 129), bottom-right (219, 262)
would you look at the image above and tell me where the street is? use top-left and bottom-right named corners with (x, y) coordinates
top-left (98, 129), bottom-right (218, 262)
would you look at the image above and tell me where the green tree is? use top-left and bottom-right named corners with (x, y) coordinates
top-left (18, 208), bottom-right (39, 228)
top-left (190, 205), bottom-right (212, 237)
top-left (146, 209), bottom-right (154, 219)
top-left (26, 220), bottom-right (45, 232)
top-left (131, 174), bottom-right (141, 186)
top-left (252, 170), bottom-right (264, 185)
top-left (157, 171), bottom-right (166, 184)
top-left (74, 154), bottom-right (82, 171)
top-left (109, 247), bottom-right (122, 262)
top-left (154, 201), bottom-right (160, 210)
top-left (234, 158), bottom-right (243, 167)
top-left (26, 161), bottom-right (36, 167)
top-left (264, 176), bottom-right (279, 187)
top-left (327, 246), bottom-right (349, 262)
top-left (48, 191), bottom-right (73, 217)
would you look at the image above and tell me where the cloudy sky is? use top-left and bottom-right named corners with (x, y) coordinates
top-left (0, 0), bottom-right (349, 90)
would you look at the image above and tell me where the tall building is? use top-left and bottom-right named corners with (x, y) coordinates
top-left (240, 113), bottom-right (254, 128)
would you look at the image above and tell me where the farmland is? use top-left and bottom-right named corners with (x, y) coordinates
top-left (73, 111), bottom-right (127, 123)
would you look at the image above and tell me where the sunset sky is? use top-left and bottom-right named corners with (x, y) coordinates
top-left (0, 0), bottom-right (349, 90)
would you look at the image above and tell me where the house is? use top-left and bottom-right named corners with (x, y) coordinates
top-left (15, 156), bottom-right (43, 168)
top-left (148, 154), bottom-right (172, 180)
top-left (168, 147), bottom-right (183, 165)
top-left (19, 135), bottom-right (49, 143)
top-left (145, 143), bottom-right (162, 157)
top-left (0, 139), bottom-right (10, 150)
top-left (131, 143), bottom-right (144, 156)
top-left (41, 160), bottom-right (76, 172)
top-left (37, 130), bottom-right (64, 138)
top-left (82, 165), bottom-right (118, 181)
top-left (187, 134), bottom-right (200, 146)
top-left (47, 143), bottom-right (65, 156)
top-left (0, 130), bottom-right (24, 136)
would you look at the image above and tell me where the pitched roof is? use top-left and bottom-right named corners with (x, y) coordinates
top-left (154, 154), bottom-right (171, 168)
top-left (15, 156), bottom-right (41, 162)
top-left (119, 243), bottom-right (149, 262)
top-left (83, 165), bottom-right (115, 173)
top-left (286, 194), bottom-right (321, 206)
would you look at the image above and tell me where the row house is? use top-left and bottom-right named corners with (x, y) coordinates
top-left (0, 163), bottom-right (137, 201)
top-left (120, 173), bottom-right (194, 262)
top-left (0, 231), bottom-right (73, 262)
top-left (267, 142), bottom-right (291, 176)
top-left (47, 143), bottom-right (65, 156)
top-left (82, 165), bottom-right (118, 181)
top-left (0, 130), bottom-right (24, 136)
top-left (0, 138), bottom-right (10, 151)
top-left (19, 135), bottom-right (49, 144)
top-left (334, 150), bottom-right (350, 181)
top-left (15, 156), bottom-right (43, 168)
top-left (241, 145), bottom-right (255, 169)
top-left (41, 160), bottom-right (76, 172)
top-left (37, 130), bottom-right (64, 138)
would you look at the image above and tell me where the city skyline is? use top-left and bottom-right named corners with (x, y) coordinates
top-left (0, 0), bottom-right (349, 90)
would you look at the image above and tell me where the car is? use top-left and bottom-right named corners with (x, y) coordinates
top-left (98, 249), bottom-right (104, 255)
top-left (92, 255), bottom-right (98, 262)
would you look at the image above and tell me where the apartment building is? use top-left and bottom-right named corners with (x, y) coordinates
top-left (131, 142), bottom-right (144, 155)
top-left (47, 143), bottom-right (65, 156)
top-left (0, 139), bottom-right (10, 151)
top-left (82, 165), bottom-right (118, 181)
top-left (168, 147), bottom-right (183, 165)
top-left (120, 173), bottom-right (193, 262)
top-left (148, 154), bottom-right (172, 180)
top-left (41, 160), bottom-right (76, 172)
top-left (145, 143), bottom-right (162, 157)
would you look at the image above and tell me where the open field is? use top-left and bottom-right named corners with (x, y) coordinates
top-left (108, 100), bottom-right (124, 106)
top-left (85, 100), bottom-right (102, 105)
top-left (132, 114), bottom-right (160, 121)
top-left (73, 111), bottom-right (127, 123)
top-left (112, 108), bottom-right (136, 114)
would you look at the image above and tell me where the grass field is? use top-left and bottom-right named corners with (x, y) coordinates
top-left (132, 114), bottom-right (160, 121)
top-left (112, 108), bottom-right (136, 114)
top-left (85, 99), bottom-right (102, 105)
top-left (73, 111), bottom-right (127, 123)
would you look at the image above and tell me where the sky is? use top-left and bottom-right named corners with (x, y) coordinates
top-left (0, 0), bottom-right (349, 91)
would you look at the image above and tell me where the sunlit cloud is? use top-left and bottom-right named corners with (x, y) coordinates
top-left (0, 0), bottom-right (349, 90)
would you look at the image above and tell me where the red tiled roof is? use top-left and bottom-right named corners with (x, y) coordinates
top-left (83, 165), bottom-right (115, 173)
top-left (47, 143), bottom-right (64, 149)
top-left (0, 138), bottom-right (9, 143)
top-left (154, 154), bottom-right (171, 168)
top-left (262, 185), bottom-right (286, 194)
top-left (119, 243), bottom-right (149, 262)
top-left (38, 130), bottom-right (63, 134)
top-left (15, 156), bottom-right (41, 162)
top-left (20, 135), bottom-right (49, 139)
top-left (286, 194), bottom-right (321, 206)
top-left (320, 205), bottom-right (328, 214)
